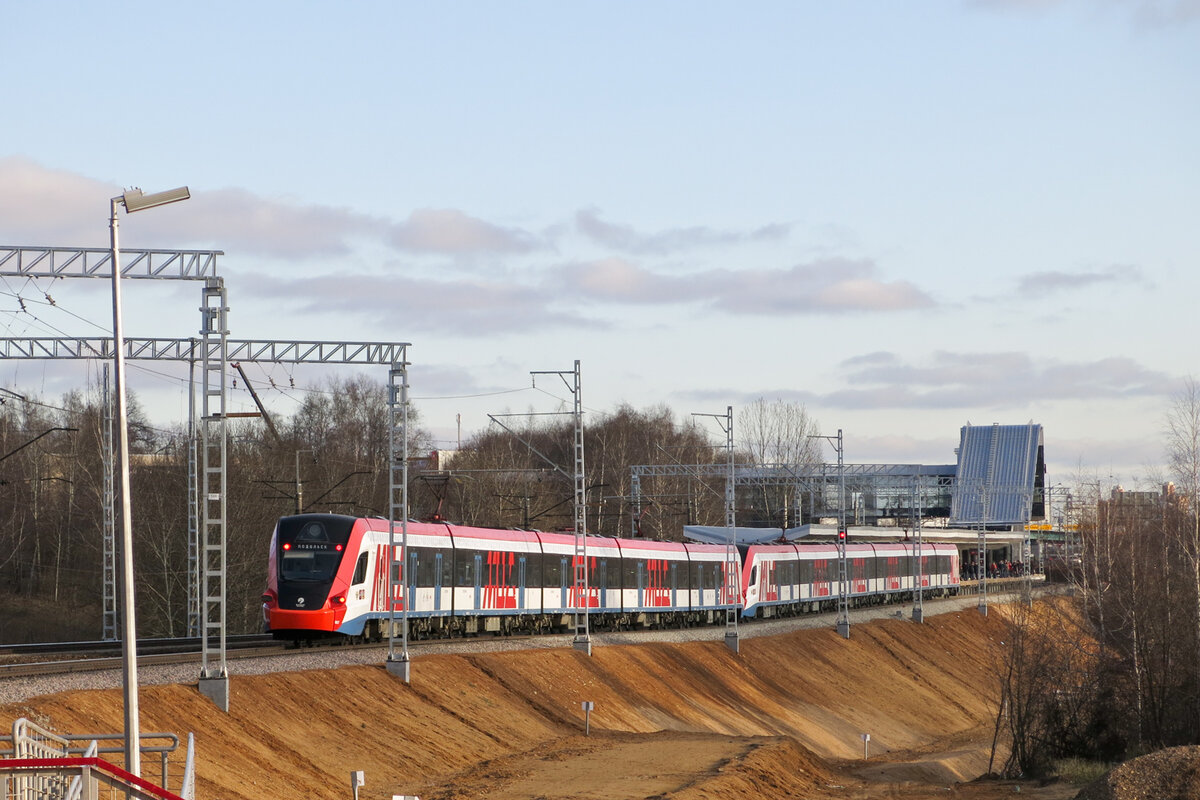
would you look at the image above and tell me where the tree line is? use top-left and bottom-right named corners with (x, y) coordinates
top-left (0, 377), bottom-right (818, 642)
top-left (994, 379), bottom-right (1200, 776)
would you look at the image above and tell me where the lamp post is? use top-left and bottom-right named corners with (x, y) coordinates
top-left (109, 185), bottom-right (190, 776)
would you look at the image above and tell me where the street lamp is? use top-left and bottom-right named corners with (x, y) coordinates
top-left (109, 184), bottom-right (189, 777)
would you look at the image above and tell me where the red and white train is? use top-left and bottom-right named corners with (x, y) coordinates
top-left (262, 514), bottom-right (961, 639)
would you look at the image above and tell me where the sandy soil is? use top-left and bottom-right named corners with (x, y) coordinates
top-left (2, 603), bottom-right (1086, 800)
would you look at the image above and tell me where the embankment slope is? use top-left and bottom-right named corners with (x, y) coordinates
top-left (4, 606), bottom-right (1021, 799)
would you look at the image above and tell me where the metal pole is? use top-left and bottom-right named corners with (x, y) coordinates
top-left (913, 475), bottom-right (924, 623)
top-left (723, 406), bottom-right (738, 653)
top-left (109, 196), bottom-right (141, 777)
top-left (386, 361), bottom-right (411, 681)
top-left (836, 429), bottom-right (849, 638)
top-left (295, 450), bottom-right (303, 514)
top-left (571, 361), bottom-right (591, 655)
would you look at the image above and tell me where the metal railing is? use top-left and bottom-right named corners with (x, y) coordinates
top-left (1, 719), bottom-right (190, 800)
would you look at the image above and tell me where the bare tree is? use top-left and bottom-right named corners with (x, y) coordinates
top-left (738, 398), bottom-right (821, 528)
top-left (1164, 376), bottom-right (1200, 733)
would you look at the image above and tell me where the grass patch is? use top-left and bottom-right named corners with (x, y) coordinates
top-left (1053, 757), bottom-right (1110, 784)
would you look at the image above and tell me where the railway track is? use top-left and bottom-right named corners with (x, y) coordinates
top-left (0, 635), bottom-right (283, 679)
top-left (0, 633), bottom-right (541, 681)
top-left (0, 578), bottom-right (1047, 683)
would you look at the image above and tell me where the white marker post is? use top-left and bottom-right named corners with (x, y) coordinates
top-left (582, 701), bottom-right (595, 736)
top-left (861, 733), bottom-right (871, 759)
top-left (351, 771), bottom-right (365, 800)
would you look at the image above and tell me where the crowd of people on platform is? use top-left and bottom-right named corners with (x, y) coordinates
top-left (961, 559), bottom-right (1026, 580)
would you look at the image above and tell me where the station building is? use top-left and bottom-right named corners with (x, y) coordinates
top-left (674, 422), bottom-right (1048, 576)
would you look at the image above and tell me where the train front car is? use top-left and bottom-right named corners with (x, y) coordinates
top-left (263, 513), bottom-right (365, 639)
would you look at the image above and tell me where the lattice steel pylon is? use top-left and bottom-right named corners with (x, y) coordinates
top-left (912, 472), bottom-right (925, 623)
top-left (101, 365), bottom-right (117, 641)
top-left (186, 350), bottom-right (199, 638)
top-left (720, 407), bottom-right (739, 653)
top-left (198, 280), bottom-right (229, 708)
top-left (691, 407), bottom-right (740, 653)
top-left (834, 429), bottom-right (849, 639)
top-left (528, 361), bottom-right (591, 655)
top-left (386, 361), bottom-right (412, 682)
top-left (570, 361), bottom-right (590, 655)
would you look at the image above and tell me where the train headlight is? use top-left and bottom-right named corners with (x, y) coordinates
top-left (332, 594), bottom-right (347, 606)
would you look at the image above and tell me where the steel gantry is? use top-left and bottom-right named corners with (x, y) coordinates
top-left (0, 245), bottom-right (224, 661)
top-left (0, 245), bottom-right (412, 708)
top-left (0, 334), bottom-right (411, 703)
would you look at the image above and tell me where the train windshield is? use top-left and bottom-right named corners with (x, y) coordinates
top-left (277, 515), bottom-right (355, 582)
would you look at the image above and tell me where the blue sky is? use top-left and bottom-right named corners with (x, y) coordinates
top-left (1, 0), bottom-right (1197, 487)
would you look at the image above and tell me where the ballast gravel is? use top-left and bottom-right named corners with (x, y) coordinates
top-left (0, 589), bottom-right (1017, 707)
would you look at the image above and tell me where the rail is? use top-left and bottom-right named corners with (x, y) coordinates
top-left (0, 758), bottom-right (187, 800)
top-left (1, 720), bottom-right (185, 797)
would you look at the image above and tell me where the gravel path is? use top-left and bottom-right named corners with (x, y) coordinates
top-left (0, 584), bottom-right (1039, 707)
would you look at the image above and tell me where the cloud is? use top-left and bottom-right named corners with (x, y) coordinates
top-left (1014, 265), bottom-right (1146, 295)
top-left (390, 209), bottom-right (540, 255)
top-left (237, 270), bottom-right (601, 335)
top-left (966, 0), bottom-right (1200, 26)
top-left (0, 158), bottom-right (119, 247)
top-left (575, 208), bottom-right (789, 254)
top-left (688, 351), bottom-right (1176, 412)
top-left (557, 257), bottom-right (936, 314)
top-left (1130, 0), bottom-right (1200, 26)
top-left (0, 159), bottom-right (541, 258)
top-left (827, 351), bottom-right (1175, 409)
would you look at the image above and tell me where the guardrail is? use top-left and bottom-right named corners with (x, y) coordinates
top-left (0, 757), bottom-right (186, 800)
top-left (1, 719), bottom-right (190, 799)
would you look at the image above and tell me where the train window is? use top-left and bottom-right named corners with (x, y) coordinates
top-left (280, 550), bottom-right (343, 582)
top-left (415, 548), bottom-right (437, 588)
top-left (455, 550), bottom-right (477, 586)
top-left (544, 555), bottom-right (563, 587)
top-left (352, 552), bottom-right (369, 585)
top-left (528, 554), bottom-right (542, 592)
top-left (600, 559), bottom-right (612, 590)
top-left (623, 557), bottom-right (639, 590)
top-left (749, 566), bottom-right (758, 586)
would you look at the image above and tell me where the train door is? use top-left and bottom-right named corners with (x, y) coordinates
top-left (406, 550), bottom-right (418, 610)
top-left (518, 554), bottom-right (527, 610)
top-left (670, 562), bottom-right (678, 607)
top-left (599, 559), bottom-right (609, 608)
top-left (434, 551), bottom-right (443, 612)
top-left (636, 560), bottom-right (645, 608)
top-left (559, 556), bottom-right (569, 608)
top-left (473, 552), bottom-right (483, 610)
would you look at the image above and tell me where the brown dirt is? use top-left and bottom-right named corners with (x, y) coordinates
top-left (3, 604), bottom-right (1087, 800)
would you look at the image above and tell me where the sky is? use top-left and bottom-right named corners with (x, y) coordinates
top-left (1, 0), bottom-right (1197, 489)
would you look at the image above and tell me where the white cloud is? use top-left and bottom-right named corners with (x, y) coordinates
top-left (557, 257), bottom-right (936, 315)
top-left (236, 270), bottom-right (599, 335)
top-left (0, 160), bottom-right (541, 258)
top-left (1014, 265), bottom-right (1146, 296)
top-left (390, 209), bottom-right (540, 255)
top-left (575, 208), bottom-right (789, 254)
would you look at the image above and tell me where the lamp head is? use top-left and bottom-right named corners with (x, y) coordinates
top-left (122, 186), bottom-right (190, 212)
